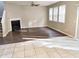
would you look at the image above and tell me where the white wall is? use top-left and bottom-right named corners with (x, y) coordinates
top-left (2, 10), bottom-right (10, 37)
top-left (47, 1), bottom-right (77, 38)
top-left (3, 3), bottom-right (47, 37)
top-left (21, 6), bottom-right (47, 28)
top-left (5, 3), bottom-right (24, 31)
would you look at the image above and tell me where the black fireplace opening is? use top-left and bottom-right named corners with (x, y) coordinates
top-left (11, 20), bottom-right (21, 31)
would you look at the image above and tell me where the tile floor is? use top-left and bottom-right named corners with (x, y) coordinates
top-left (0, 36), bottom-right (79, 58)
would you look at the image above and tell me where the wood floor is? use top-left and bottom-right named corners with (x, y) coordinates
top-left (0, 27), bottom-right (66, 45)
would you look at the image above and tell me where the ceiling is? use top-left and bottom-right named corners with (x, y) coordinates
top-left (6, 1), bottom-right (58, 6)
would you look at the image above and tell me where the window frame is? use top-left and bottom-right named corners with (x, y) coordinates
top-left (53, 6), bottom-right (58, 22)
top-left (48, 4), bottom-right (66, 24)
top-left (49, 8), bottom-right (53, 21)
top-left (58, 5), bottom-right (66, 23)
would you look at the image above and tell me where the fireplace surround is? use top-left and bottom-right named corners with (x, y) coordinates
top-left (11, 20), bottom-right (21, 31)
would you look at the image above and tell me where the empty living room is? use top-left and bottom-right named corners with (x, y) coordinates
top-left (0, 0), bottom-right (79, 58)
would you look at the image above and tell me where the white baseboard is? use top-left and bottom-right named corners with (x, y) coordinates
top-left (48, 26), bottom-right (73, 38)
top-left (3, 33), bottom-right (8, 37)
top-left (3, 25), bottom-right (47, 37)
top-left (3, 30), bottom-right (11, 37)
top-left (3, 32), bottom-right (9, 37)
top-left (21, 25), bottom-right (47, 29)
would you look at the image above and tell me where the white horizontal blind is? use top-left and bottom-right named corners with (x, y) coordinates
top-left (53, 7), bottom-right (58, 22)
top-left (59, 5), bottom-right (66, 23)
top-left (49, 8), bottom-right (53, 21)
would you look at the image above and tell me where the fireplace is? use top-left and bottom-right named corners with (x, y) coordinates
top-left (11, 20), bottom-right (21, 31)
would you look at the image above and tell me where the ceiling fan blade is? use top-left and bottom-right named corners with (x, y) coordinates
top-left (31, 2), bottom-right (34, 6)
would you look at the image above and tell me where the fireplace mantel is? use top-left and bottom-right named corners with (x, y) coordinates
top-left (10, 18), bottom-right (21, 31)
top-left (10, 18), bottom-right (21, 21)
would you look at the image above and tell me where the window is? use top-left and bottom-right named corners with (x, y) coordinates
top-left (48, 4), bottom-right (66, 23)
top-left (49, 8), bottom-right (53, 21)
top-left (59, 5), bottom-right (66, 23)
top-left (53, 7), bottom-right (58, 22)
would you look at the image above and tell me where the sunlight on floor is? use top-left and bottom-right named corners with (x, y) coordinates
top-left (22, 36), bottom-right (79, 50)
top-left (32, 36), bottom-right (79, 50)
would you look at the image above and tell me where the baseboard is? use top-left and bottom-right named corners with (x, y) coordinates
top-left (21, 25), bottom-right (47, 29)
top-left (3, 32), bottom-right (8, 37)
top-left (3, 30), bottom-right (11, 37)
top-left (47, 26), bottom-right (73, 38)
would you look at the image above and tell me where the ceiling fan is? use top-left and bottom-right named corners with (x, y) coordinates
top-left (31, 2), bottom-right (40, 6)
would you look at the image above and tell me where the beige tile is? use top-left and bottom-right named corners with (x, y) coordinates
top-left (15, 42), bottom-right (25, 47)
top-left (56, 48), bottom-right (74, 58)
top-left (13, 51), bottom-right (24, 58)
top-left (0, 45), bottom-right (5, 50)
top-left (0, 47), bottom-right (14, 58)
top-left (0, 53), bottom-right (12, 58)
top-left (24, 42), bottom-right (33, 46)
top-left (24, 42), bottom-right (34, 51)
top-left (34, 47), bottom-right (49, 58)
top-left (0, 49), bottom-right (4, 57)
top-left (0, 43), bottom-right (15, 49)
top-left (45, 47), bottom-right (61, 58)
top-left (1, 40), bottom-right (79, 58)
top-left (25, 45), bottom-right (33, 50)
top-left (12, 46), bottom-right (24, 58)
top-left (25, 43), bottom-right (36, 58)
top-left (2, 48), bottom-right (14, 55)
top-left (14, 46), bottom-right (24, 52)
top-left (68, 50), bottom-right (79, 58)
top-left (25, 48), bottom-right (36, 58)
